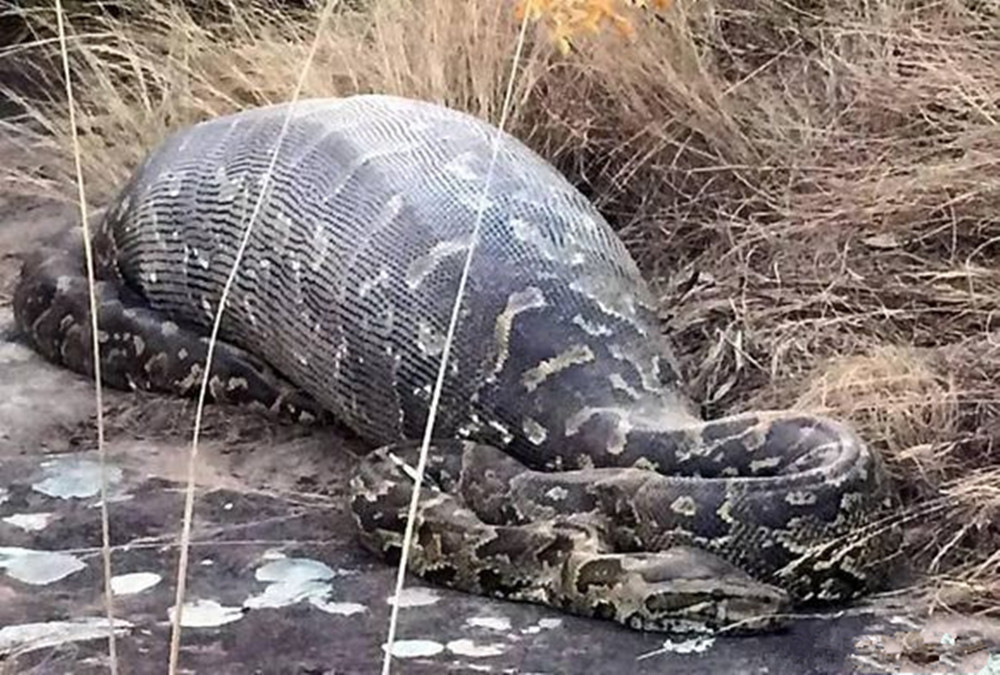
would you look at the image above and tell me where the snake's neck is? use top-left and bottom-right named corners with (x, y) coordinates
top-left (468, 318), bottom-right (708, 471)
top-left (531, 394), bottom-right (710, 472)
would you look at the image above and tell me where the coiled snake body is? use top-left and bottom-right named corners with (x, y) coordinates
top-left (13, 95), bottom-right (900, 634)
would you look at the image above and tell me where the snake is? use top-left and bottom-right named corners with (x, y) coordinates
top-left (11, 95), bottom-right (901, 635)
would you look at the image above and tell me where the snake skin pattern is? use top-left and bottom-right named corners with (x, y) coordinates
top-left (12, 95), bottom-right (901, 634)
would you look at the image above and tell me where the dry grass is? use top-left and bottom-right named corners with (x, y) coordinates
top-left (2, 0), bottom-right (1000, 619)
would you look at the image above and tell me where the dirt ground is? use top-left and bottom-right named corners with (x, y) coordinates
top-left (1, 155), bottom-right (999, 674)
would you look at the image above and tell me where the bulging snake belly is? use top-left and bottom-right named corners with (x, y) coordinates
top-left (12, 95), bottom-right (901, 634)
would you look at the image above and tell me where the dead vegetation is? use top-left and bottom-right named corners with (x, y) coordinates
top-left (1, 0), bottom-right (999, 619)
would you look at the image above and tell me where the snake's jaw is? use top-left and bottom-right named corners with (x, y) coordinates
top-left (707, 583), bottom-right (793, 635)
top-left (597, 546), bottom-right (792, 635)
top-left (552, 546), bottom-right (793, 635)
top-left (628, 573), bottom-right (792, 635)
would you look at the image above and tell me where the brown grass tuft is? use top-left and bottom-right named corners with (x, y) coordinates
top-left (2, 0), bottom-right (1000, 618)
top-left (793, 346), bottom-right (960, 456)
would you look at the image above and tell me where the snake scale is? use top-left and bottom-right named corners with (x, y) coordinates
top-left (12, 95), bottom-right (901, 634)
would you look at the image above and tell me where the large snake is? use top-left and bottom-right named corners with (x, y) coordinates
top-left (11, 95), bottom-right (901, 634)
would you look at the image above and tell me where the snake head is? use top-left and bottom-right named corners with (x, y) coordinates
top-left (635, 578), bottom-right (791, 635)
top-left (570, 546), bottom-right (792, 635)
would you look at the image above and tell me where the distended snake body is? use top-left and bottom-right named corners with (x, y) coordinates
top-left (13, 95), bottom-right (900, 634)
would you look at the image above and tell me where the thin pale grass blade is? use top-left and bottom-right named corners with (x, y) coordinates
top-left (50, 0), bottom-right (118, 672)
top-left (379, 12), bottom-right (533, 675)
top-left (166, 2), bottom-right (344, 673)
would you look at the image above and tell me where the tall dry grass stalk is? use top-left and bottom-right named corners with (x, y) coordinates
top-left (2, 0), bottom-right (1000, 617)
